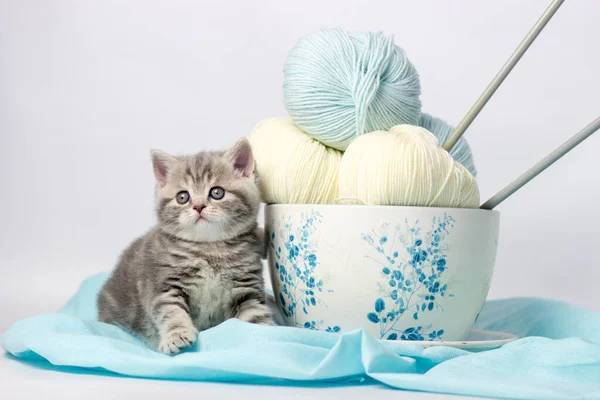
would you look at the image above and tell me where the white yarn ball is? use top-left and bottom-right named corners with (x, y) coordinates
top-left (248, 118), bottom-right (342, 204)
top-left (418, 113), bottom-right (477, 177)
top-left (338, 125), bottom-right (480, 208)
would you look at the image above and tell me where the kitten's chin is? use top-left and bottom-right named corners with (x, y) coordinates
top-left (174, 222), bottom-right (244, 243)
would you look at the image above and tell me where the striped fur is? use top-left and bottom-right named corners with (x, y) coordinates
top-left (98, 139), bottom-right (273, 354)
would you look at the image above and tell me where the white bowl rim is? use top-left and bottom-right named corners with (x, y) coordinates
top-left (265, 203), bottom-right (500, 216)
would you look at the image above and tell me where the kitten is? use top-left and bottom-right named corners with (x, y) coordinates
top-left (97, 138), bottom-right (274, 354)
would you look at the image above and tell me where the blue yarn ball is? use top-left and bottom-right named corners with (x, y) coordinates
top-left (283, 28), bottom-right (422, 151)
top-left (418, 113), bottom-right (477, 177)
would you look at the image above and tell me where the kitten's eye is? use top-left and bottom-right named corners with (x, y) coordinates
top-left (209, 186), bottom-right (225, 200)
top-left (176, 191), bottom-right (190, 204)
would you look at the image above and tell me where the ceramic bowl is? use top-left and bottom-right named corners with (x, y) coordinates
top-left (265, 204), bottom-right (500, 342)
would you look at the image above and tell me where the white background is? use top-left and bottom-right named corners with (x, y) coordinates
top-left (1, 0), bottom-right (598, 398)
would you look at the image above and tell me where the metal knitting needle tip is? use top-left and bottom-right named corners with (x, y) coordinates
top-left (442, 0), bottom-right (565, 152)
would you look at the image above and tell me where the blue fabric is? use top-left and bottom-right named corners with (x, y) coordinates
top-left (2, 272), bottom-right (600, 399)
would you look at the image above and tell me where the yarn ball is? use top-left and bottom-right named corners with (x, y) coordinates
top-left (283, 28), bottom-right (422, 151)
top-left (248, 117), bottom-right (342, 204)
top-left (338, 125), bottom-right (480, 208)
top-left (418, 113), bottom-right (477, 176)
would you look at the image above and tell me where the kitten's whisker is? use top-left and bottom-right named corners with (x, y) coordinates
top-left (218, 220), bottom-right (228, 239)
top-left (223, 216), bottom-right (253, 241)
top-left (223, 217), bottom-right (240, 236)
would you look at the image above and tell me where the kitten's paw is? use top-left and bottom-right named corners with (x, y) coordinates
top-left (236, 304), bottom-right (276, 327)
top-left (158, 327), bottom-right (198, 355)
top-left (258, 317), bottom-right (276, 326)
top-left (246, 315), bottom-right (276, 326)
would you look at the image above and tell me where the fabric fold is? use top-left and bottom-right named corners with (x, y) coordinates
top-left (2, 272), bottom-right (599, 399)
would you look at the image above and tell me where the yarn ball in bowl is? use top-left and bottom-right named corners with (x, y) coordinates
top-left (338, 125), bottom-right (480, 207)
top-left (248, 117), bottom-right (342, 204)
top-left (283, 28), bottom-right (422, 151)
top-left (419, 113), bottom-right (477, 176)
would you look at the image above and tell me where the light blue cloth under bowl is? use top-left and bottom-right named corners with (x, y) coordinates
top-left (2, 272), bottom-right (600, 399)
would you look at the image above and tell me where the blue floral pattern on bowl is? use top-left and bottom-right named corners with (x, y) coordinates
top-left (362, 214), bottom-right (455, 341)
top-left (302, 320), bottom-right (341, 333)
top-left (269, 210), bottom-right (340, 331)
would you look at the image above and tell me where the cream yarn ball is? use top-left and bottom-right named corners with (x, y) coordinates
top-left (248, 118), bottom-right (342, 204)
top-left (338, 125), bottom-right (480, 207)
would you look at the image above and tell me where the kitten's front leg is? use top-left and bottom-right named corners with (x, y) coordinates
top-left (152, 286), bottom-right (197, 355)
top-left (230, 288), bottom-right (275, 326)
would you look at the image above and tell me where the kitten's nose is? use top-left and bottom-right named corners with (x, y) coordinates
top-left (193, 204), bottom-right (206, 214)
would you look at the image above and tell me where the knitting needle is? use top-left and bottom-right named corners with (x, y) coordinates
top-left (442, 0), bottom-right (565, 152)
top-left (480, 116), bottom-right (600, 210)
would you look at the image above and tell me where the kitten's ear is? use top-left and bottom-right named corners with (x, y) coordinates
top-left (226, 138), bottom-right (255, 177)
top-left (151, 150), bottom-right (177, 187)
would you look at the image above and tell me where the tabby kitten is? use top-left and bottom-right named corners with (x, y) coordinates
top-left (98, 138), bottom-right (274, 354)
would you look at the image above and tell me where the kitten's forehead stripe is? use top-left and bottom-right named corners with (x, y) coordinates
top-left (203, 162), bottom-right (213, 184)
top-left (190, 156), bottom-right (200, 185)
top-left (185, 164), bottom-right (196, 185)
top-left (199, 157), bottom-right (212, 185)
top-left (186, 175), bottom-right (194, 190)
